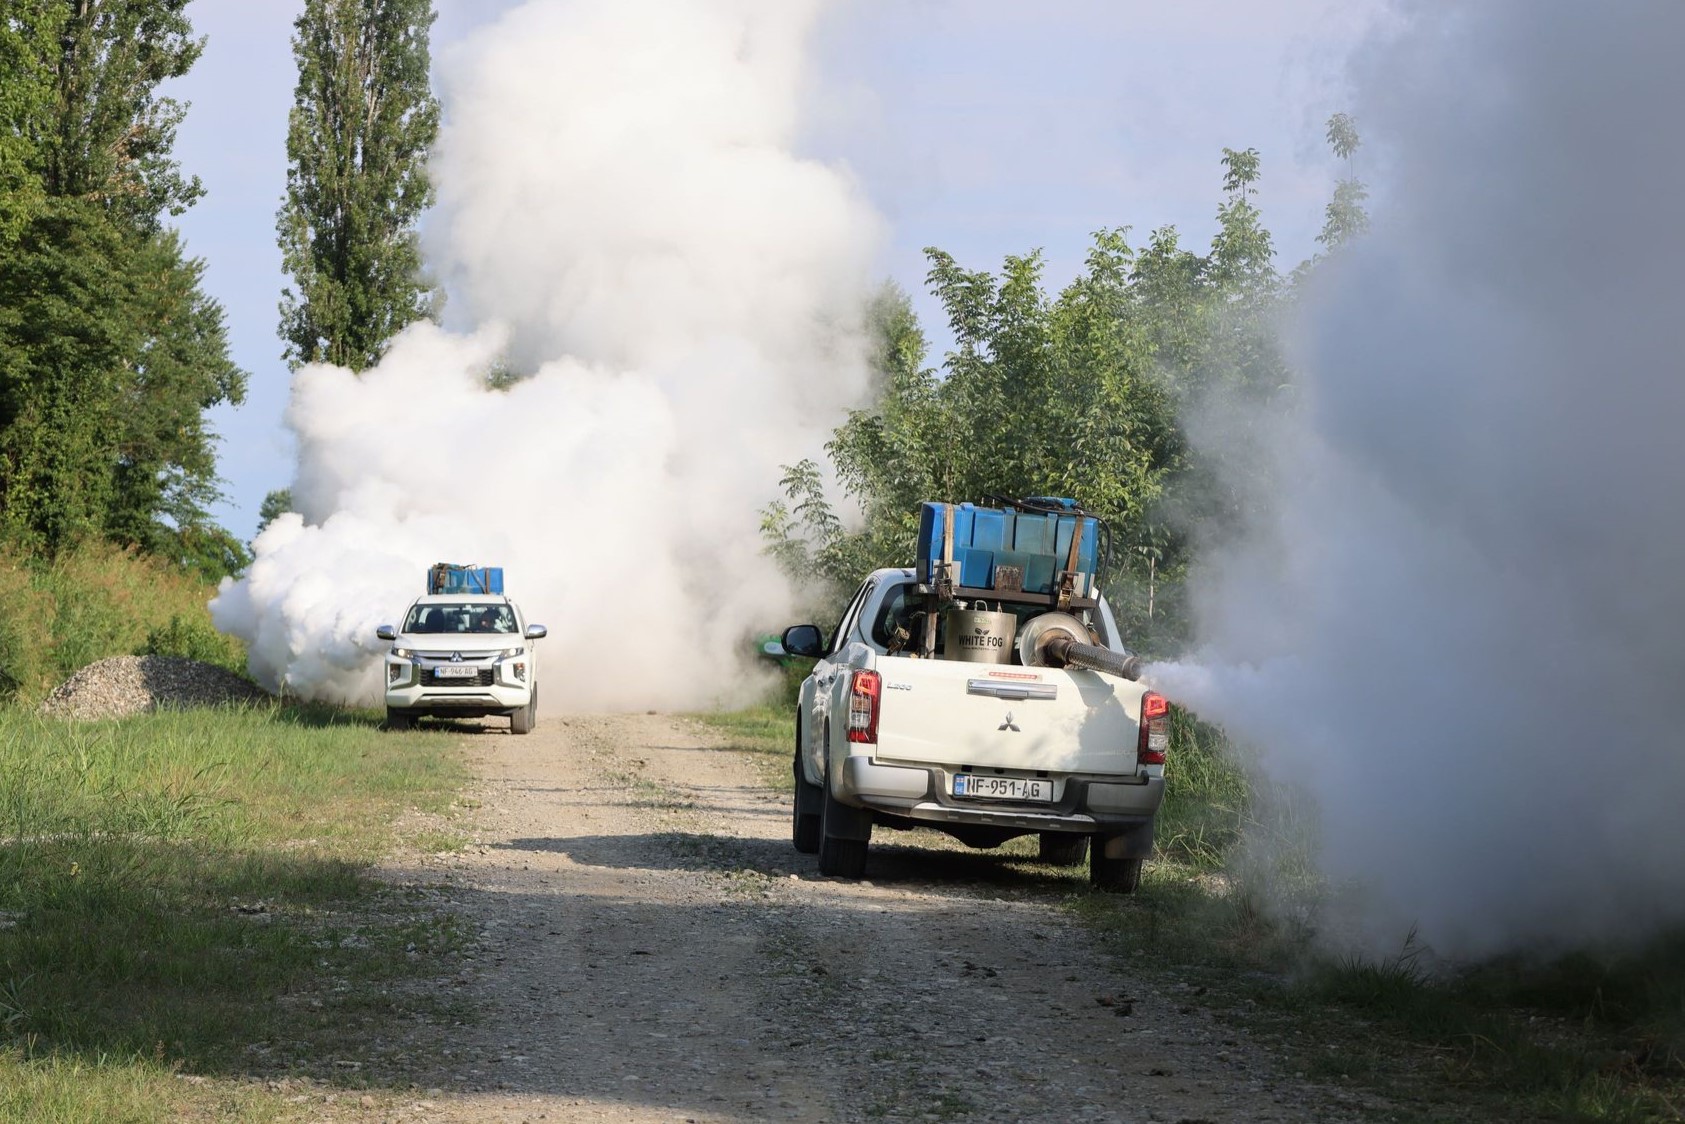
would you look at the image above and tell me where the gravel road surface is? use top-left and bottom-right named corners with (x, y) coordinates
top-left (358, 713), bottom-right (1386, 1123)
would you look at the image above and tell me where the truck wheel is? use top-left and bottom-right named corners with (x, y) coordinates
top-left (386, 707), bottom-right (412, 732)
top-left (791, 723), bottom-right (822, 854)
top-left (817, 751), bottom-right (870, 878)
top-left (1091, 848), bottom-right (1144, 893)
top-left (510, 696), bottom-right (534, 735)
top-left (1038, 832), bottom-right (1090, 867)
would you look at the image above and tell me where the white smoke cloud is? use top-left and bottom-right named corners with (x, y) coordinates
top-left (1148, 0), bottom-right (1685, 958)
top-left (212, 0), bottom-right (881, 711)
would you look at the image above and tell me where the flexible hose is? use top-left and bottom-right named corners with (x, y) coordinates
top-left (1043, 636), bottom-right (1144, 681)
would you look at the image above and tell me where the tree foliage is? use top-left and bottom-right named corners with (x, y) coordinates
top-left (765, 148), bottom-right (1315, 651)
top-left (256, 486), bottom-right (293, 536)
top-left (277, 0), bottom-right (439, 372)
top-left (1318, 113), bottom-right (1369, 249)
top-left (37, 0), bottom-right (205, 231)
top-left (0, 3), bottom-right (59, 249)
top-left (0, 0), bottom-right (246, 573)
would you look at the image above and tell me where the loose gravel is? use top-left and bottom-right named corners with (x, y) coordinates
top-left (349, 714), bottom-right (1396, 1123)
top-left (39, 655), bottom-right (271, 720)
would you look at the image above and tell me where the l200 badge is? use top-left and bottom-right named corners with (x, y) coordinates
top-left (885, 681), bottom-right (914, 691)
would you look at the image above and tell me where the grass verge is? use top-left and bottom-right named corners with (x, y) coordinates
top-left (692, 703), bottom-right (795, 795)
top-left (0, 703), bottom-right (470, 1121)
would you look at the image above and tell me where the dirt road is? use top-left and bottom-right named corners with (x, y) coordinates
top-left (366, 713), bottom-right (1382, 1123)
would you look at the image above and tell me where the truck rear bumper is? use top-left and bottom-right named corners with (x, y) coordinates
top-left (898, 802), bottom-right (1112, 834)
top-left (838, 756), bottom-right (1161, 834)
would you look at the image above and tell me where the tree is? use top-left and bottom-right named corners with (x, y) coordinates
top-left (765, 149), bottom-right (1299, 652)
top-left (277, 0), bottom-right (440, 372)
top-left (1209, 147), bottom-right (1276, 291)
top-left (767, 238), bottom-right (1183, 646)
top-left (37, 0), bottom-right (206, 231)
top-left (0, 3), bottom-right (59, 249)
top-left (0, 0), bottom-right (245, 565)
top-left (256, 487), bottom-right (293, 535)
top-left (1317, 113), bottom-right (1370, 249)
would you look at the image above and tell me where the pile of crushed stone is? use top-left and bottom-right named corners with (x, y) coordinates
top-left (39, 655), bottom-right (272, 720)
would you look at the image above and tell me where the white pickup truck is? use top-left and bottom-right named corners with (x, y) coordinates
top-left (377, 594), bottom-right (546, 734)
top-left (780, 568), bottom-right (1167, 891)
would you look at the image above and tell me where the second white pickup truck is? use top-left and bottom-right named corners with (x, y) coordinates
top-left (780, 568), bottom-right (1167, 891)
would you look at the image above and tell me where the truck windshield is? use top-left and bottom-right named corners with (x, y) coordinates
top-left (404, 604), bottom-right (516, 634)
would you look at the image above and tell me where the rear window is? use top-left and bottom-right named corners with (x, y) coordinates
top-left (867, 586), bottom-right (1115, 659)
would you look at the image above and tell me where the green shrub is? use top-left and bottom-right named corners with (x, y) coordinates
top-left (141, 614), bottom-right (247, 677)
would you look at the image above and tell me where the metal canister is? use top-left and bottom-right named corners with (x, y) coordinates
top-left (944, 605), bottom-right (1018, 664)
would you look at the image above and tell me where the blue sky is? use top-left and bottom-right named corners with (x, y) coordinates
top-left (166, 0), bottom-right (1376, 539)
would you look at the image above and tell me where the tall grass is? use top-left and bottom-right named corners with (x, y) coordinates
top-left (0, 705), bottom-right (467, 1119)
top-left (1154, 705), bottom-right (1249, 869)
top-left (0, 543), bottom-right (246, 704)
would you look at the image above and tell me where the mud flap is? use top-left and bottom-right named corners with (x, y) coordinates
top-left (1100, 821), bottom-right (1155, 860)
top-left (794, 758), bottom-right (822, 817)
top-left (824, 792), bottom-right (874, 841)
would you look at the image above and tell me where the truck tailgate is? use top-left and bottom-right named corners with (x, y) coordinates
top-left (872, 656), bottom-right (1142, 774)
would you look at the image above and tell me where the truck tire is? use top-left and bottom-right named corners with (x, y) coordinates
top-left (817, 748), bottom-right (870, 878)
top-left (1090, 848), bottom-right (1144, 893)
top-left (510, 692), bottom-right (534, 735)
top-left (1038, 832), bottom-right (1090, 867)
top-left (791, 721), bottom-right (822, 854)
top-left (386, 707), bottom-right (412, 732)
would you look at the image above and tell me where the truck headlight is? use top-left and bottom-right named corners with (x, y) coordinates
top-left (392, 646), bottom-right (413, 658)
top-left (500, 646), bottom-right (522, 658)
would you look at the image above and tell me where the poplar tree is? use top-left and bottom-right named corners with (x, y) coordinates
top-left (276, 0), bottom-right (439, 372)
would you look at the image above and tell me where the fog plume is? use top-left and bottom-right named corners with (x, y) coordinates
top-left (212, 0), bottom-right (879, 710)
top-left (1149, 0), bottom-right (1685, 957)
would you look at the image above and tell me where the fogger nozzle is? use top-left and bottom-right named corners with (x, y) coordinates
top-left (1041, 635), bottom-right (1144, 681)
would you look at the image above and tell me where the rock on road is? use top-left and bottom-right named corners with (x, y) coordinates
top-left (365, 713), bottom-right (1380, 1123)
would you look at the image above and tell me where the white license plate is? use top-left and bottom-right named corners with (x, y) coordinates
top-left (952, 775), bottom-right (1053, 802)
top-left (432, 665), bottom-right (479, 679)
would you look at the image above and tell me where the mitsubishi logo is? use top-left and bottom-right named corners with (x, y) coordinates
top-left (450, 651), bottom-right (464, 662)
top-left (999, 711), bottom-right (1020, 732)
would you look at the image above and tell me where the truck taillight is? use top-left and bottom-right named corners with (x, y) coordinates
top-left (1137, 692), bottom-right (1170, 766)
top-left (847, 670), bottom-right (882, 744)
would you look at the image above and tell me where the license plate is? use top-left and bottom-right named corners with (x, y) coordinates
top-left (952, 775), bottom-right (1053, 802)
top-left (433, 665), bottom-right (479, 679)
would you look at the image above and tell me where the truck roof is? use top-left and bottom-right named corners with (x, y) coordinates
top-left (410, 593), bottom-right (513, 606)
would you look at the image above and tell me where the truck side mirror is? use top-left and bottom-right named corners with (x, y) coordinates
top-left (781, 624), bottom-right (825, 658)
top-left (525, 624), bottom-right (548, 640)
top-left (376, 624), bottom-right (397, 641)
